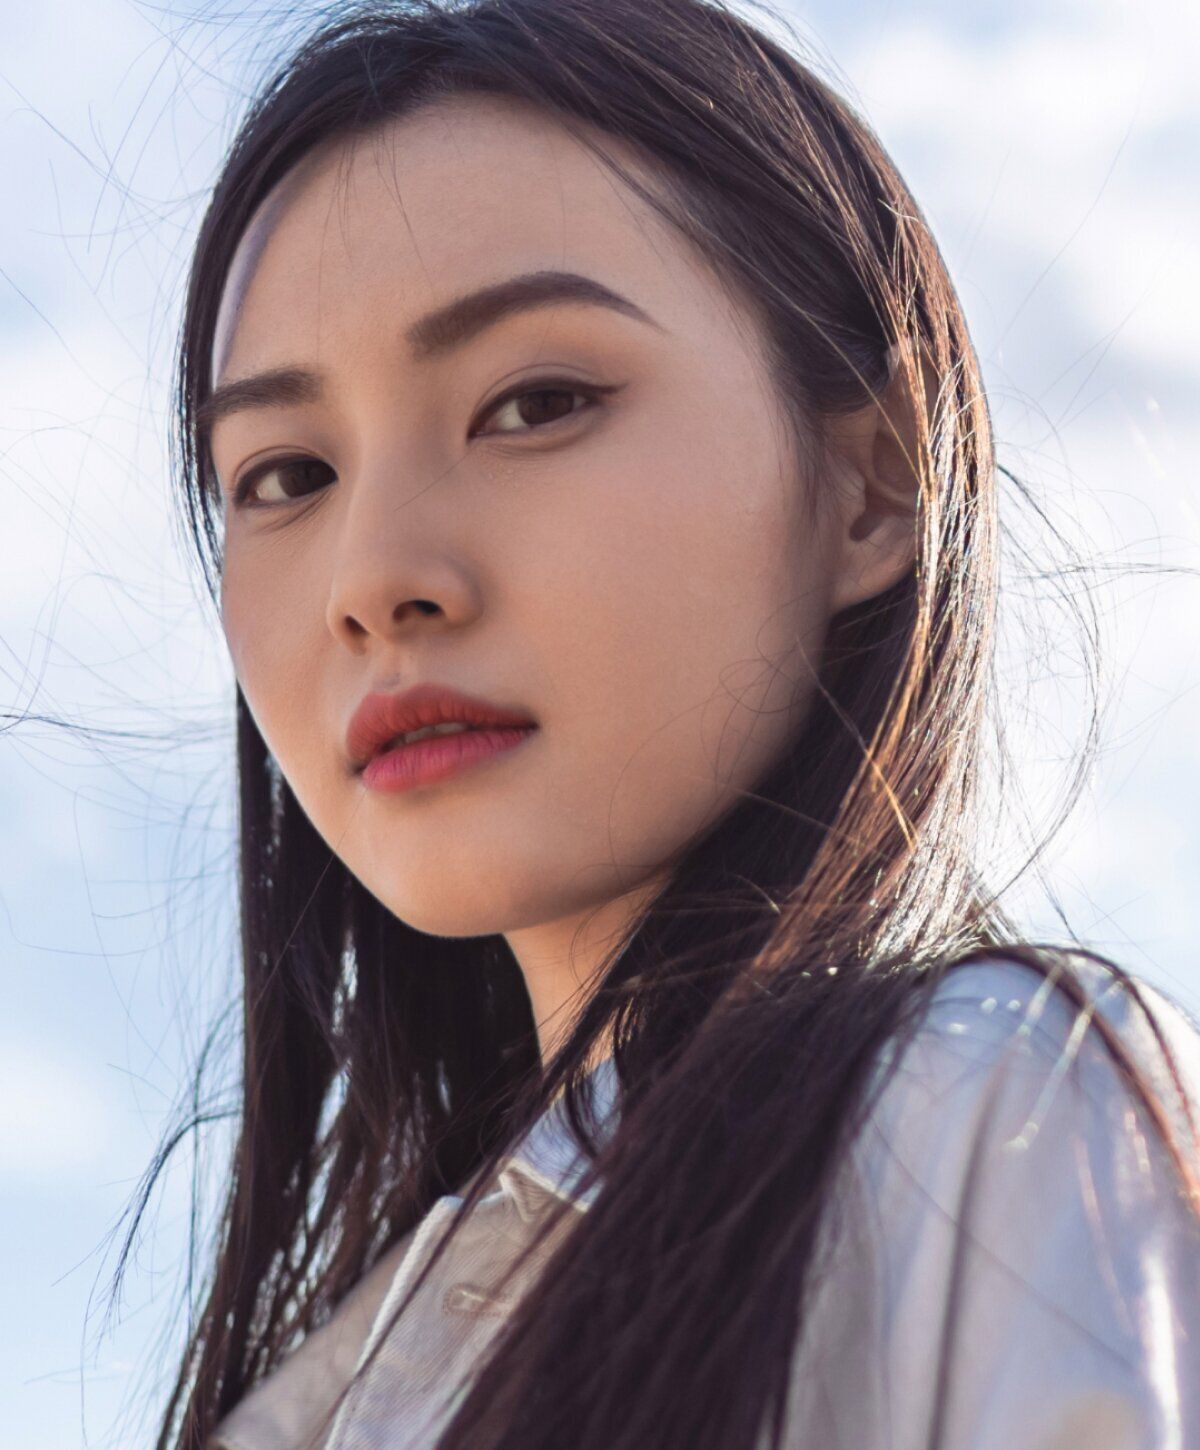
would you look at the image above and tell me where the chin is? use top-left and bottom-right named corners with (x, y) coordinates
top-left (358, 866), bottom-right (548, 941)
top-left (384, 901), bottom-right (512, 940)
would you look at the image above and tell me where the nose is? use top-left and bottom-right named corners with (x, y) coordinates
top-left (324, 463), bottom-right (484, 653)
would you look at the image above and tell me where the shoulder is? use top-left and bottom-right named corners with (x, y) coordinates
top-left (784, 953), bottom-right (1200, 1449)
top-left (864, 952), bottom-right (1200, 1160)
top-left (850, 952), bottom-right (1200, 1261)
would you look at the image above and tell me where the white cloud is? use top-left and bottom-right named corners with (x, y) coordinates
top-left (839, 9), bottom-right (1200, 389)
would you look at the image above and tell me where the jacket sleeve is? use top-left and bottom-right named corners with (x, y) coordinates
top-left (782, 959), bottom-right (1200, 1450)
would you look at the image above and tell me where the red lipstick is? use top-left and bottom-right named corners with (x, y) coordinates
top-left (347, 683), bottom-right (538, 794)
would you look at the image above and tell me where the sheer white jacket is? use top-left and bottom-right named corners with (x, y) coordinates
top-left (212, 957), bottom-right (1200, 1450)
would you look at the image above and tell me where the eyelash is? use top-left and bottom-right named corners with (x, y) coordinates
top-left (229, 376), bottom-right (618, 509)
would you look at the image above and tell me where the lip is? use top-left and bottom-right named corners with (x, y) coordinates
top-left (347, 682), bottom-right (539, 781)
top-left (361, 723), bottom-right (538, 794)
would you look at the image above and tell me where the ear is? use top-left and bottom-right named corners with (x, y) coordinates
top-left (822, 343), bottom-right (933, 617)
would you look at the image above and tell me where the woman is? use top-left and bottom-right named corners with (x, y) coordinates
top-left (143, 0), bottom-right (1200, 1445)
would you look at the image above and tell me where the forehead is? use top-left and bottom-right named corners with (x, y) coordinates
top-left (211, 91), bottom-right (743, 383)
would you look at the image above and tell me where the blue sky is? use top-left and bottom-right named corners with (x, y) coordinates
top-left (2, 1), bottom-right (1198, 1444)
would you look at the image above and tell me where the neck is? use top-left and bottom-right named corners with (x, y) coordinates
top-left (504, 872), bottom-right (668, 1063)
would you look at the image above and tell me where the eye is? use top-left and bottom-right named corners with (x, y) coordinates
top-left (472, 378), bottom-right (618, 438)
top-left (227, 377), bottom-right (618, 507)
top-left (233, 455), bottom-right (336, 508)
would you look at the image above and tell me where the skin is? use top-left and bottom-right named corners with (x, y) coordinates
top-left (210, 93), bottom-right (917, 1061)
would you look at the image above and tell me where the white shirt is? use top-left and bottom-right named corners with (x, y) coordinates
top-left (211, 957), bottom-right (1200, 1449)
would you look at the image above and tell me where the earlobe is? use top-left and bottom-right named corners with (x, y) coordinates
top-left (825, 345), bottom-right (929, 615)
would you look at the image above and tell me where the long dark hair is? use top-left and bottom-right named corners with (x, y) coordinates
top-left (137, 1), bottom-right (1198, 1445)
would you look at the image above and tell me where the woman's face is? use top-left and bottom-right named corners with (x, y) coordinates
top-left (210, 93), bottom-right (859, 949)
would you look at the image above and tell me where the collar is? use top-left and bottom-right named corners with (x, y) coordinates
top-left (210, 1056), bottom-right (621, 1449)
top-left (493, 1054), bottom-right (620, 1222)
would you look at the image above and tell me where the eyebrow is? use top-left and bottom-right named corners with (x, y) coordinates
top-left (195, 269), bottom-right (660, 438)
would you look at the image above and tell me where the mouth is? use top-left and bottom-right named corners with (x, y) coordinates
top-left (346, 682), bottom-right (539, 782)
top-left (379, 719), bottom-right (484, 750)
top-left (359, 720), bottom-right (539, 794)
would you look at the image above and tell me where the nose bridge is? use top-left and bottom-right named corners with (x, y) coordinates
top-left (325, 443), bottom-right (480, 646)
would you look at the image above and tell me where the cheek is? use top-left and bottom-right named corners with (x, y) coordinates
top-left (585, 388), bottom-right (824, 677)
top-left (220, 548), bottom-right (318, 757)
top-left (222, 555), bottom-right (267, 691)
top-left (516, 408), bottom-right (827, 865)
